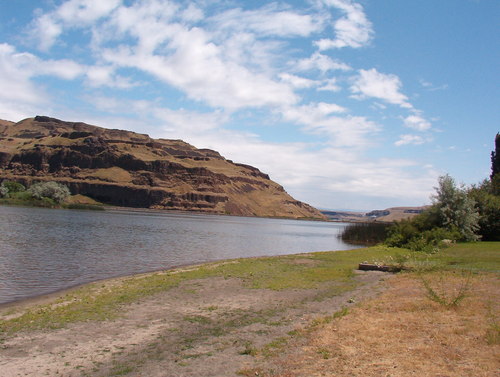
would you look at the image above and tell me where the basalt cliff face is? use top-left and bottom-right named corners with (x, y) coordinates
top-left (0, 116), bottom-right (325, 219)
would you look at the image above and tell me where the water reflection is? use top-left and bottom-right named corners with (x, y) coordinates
top-left (0, 206), bottom-right (357, 304)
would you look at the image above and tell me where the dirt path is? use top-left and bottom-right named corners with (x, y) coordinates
top-left (0, 270), bottom-right (391, 377)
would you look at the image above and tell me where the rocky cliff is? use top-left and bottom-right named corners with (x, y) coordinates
top-left (0, 116), bottom-right (325, 219)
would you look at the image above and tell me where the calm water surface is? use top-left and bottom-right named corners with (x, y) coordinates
top-left (0, 205), bottom-right (357, 304)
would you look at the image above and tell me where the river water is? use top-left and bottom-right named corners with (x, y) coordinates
top-left (0, 205), bottom-right (357, 304)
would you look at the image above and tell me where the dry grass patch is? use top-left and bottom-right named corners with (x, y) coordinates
top-left (277, 273), bottom-right (500, 377)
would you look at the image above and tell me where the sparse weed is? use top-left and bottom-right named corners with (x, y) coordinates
top-left (316, 347), bottom-right (331, 359)
top-left (420, 270), bottom-right (472, 308)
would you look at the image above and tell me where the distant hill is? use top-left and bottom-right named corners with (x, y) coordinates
top-left (322, 206), bottom-right (428, 223)
top-left (0, 116), bottom-right (325, 219)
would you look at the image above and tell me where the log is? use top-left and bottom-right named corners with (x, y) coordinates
top-left (358, 263), bottom-right (401, 272)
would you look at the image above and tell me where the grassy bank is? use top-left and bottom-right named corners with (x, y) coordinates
top-left (1, 242), bottom-right (498, 336)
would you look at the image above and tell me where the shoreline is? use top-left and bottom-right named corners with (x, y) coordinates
top-left (0, 257), bottom-right (256, 309)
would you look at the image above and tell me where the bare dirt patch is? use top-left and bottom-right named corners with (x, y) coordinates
top-left (0, 271), bottom-right (390, 377)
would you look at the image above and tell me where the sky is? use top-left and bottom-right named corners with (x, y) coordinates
top-left (0, 0), bottom-right (498, 211)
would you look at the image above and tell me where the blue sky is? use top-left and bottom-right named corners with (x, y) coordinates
top-left (0, 0), bottom-right (498, 210)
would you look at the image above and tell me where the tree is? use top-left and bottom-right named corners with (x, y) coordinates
top-left (491, 133), bottom-right (500, 180)
top-left (432, 175), bottom-right (480, 241)
top-left (468, 180), bottom-right (500, 241)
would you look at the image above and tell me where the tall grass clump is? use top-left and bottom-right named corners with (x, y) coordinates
top-left (339, 222), bottom-right (391, 245)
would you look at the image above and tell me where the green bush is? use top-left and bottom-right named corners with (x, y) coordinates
top-left (2, 181), bottom-right (26, 193)
top-left (0, 180), bottom-right (26, 198)
top-left (28, 181), bottom-right (71, 203)
top-left (385, 205), bottom-right (461, 252)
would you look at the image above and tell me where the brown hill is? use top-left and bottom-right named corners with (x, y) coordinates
top-left (0, 116), bottom-right (324, 219)
top-left (322, 206), bottom-right (428, 223)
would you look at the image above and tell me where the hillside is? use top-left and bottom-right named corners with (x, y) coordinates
top-left (322, 206), bottom-right (428, 222)
top-left (0, 116), bottom-right (324, 219)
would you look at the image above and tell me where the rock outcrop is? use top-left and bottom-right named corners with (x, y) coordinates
top-left (0, 116), bottom-right (325, 219)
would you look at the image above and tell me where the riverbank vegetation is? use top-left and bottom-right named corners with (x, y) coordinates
top-left (0, 180), bottom-right (104, 210)
top-left (341, 134), bottom-right (500, 248)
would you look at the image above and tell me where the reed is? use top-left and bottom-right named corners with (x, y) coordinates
top-left (339, 222), bottom-right (391, 245)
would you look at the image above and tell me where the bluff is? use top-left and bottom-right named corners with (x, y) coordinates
top-left (0, 116), bottom-right (324, 219)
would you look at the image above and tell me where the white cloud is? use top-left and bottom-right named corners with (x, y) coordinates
top-left (210, 4), bottom-right (324, 38)
top-left (315, 0), bottom-right (373, 49)
top-left (403, 114), bottom-right (431, 131)
top-left (32, 0), bottom-right (122, 50)
top-left (154, 108), bottom-right (229, 134)
top-left (281, 103), bottom-right (379, 148)
top-left (56, 0), bottom-right (122, 24)
top-left (317, 78), bottom-right (342, 92)
top-left (419, 79), bottom-right (448, 91)
top-left (350, 68), bottom-right (412, 108)
top-left (279, 73), bottom-right (318, 89)
top-left (395, 134), bottom-right (426, 146)
top-left (33, 14), bottom-right (63, 52)
top-left (99, 16), bottom-right (298, 110)
top-left (0, 44), bottom-right (48, 120)
top-left (294, 52), bottom-right (351, 73)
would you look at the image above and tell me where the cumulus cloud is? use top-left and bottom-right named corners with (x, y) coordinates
top-left (32, 0), bottom-right (122, 50)
top-left (395, 134), bottom-right (427, 146)
top-left (0, 44), bottom-right (46, 120)
top-left (98, 6), bottom-right (299, 110)
top-left (315, 0), bottom-right (373, 49)
top-left (210, 4), bottom-right (324, 38)
top-left (403, 114), bottom-right (432, 131)
top-left (294, 52), bottom-right (351, 73)
top-left (281, 102), bottom-right (379, 148)
top-left (350, 68), bottom-right (412, 108)
top-left (318, 78), bottom-right (342, 92)
top-left (279, 73), bottom-right (318, 89)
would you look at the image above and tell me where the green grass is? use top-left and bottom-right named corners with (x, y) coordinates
top-left (1, 243), bottom-right (497, 336)
top-left (425, 242), bottom-right (500, 272)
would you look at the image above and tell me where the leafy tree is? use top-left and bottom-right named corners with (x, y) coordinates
top-left (28, 181), bottom-right (71, 203)
top-left (468, 180), bottom-right (500, 241)
top-left (432, 175), bottom-right (480, 241)
top-left (491, 132), bottom-right (500, 180)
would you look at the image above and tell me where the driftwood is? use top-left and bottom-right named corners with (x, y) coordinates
top-left (358, 263), bottom-right (407, 273)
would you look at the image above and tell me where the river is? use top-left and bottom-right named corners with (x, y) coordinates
top-left (0, 205), bottom-right (357, 304)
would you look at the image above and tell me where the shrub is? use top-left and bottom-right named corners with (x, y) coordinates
top-left (385, 205), bottom-right (461, 252)
top-left (0, 180), bottom-right (26, 198)
top-left (0, 185), bottom-right (8, 198)
top-left (28, 181), bottom-right (71, 203)
top-left (2, 181), bottom-right (25, 193)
